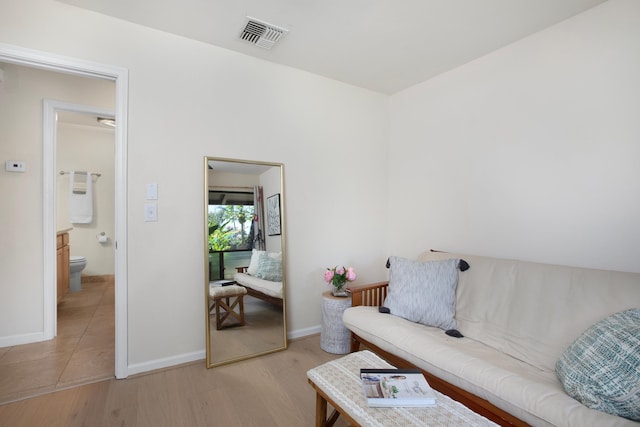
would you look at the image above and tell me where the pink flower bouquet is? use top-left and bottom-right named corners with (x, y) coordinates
top-left (324, 266), bottom-right (357, 290)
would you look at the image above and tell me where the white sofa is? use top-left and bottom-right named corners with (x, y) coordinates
top-left (342, 250), bottom-right (640, 426)
top-left (234, 271), bottom-right (283, 307)
top-left (233, 249), bottom-right (284, 307)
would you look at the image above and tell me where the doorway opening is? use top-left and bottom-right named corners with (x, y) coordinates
top-left (53, 104), bottom-right (116, 390)
top-left (0, 44), bottom-right (129, 386)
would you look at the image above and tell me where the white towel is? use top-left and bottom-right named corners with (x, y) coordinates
top-left (69, 171), bottom-right (93, 224)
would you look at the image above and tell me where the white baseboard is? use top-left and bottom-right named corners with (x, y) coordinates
top-left (125, 325), bottom-right (322, 377)
top-left (127, 349), bottom-right (206, 377)
top-left (0, 332), bottom-right (48, 348)
top-left (288, 325), bottom-right (321, 340)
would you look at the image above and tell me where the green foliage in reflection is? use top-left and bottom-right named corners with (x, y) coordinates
top-left (208, 205), bottom-right (254, 252)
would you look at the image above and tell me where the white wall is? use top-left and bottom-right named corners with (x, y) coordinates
top-left (388, 0), bottom-right (640, 273)
top-left (57, 122), bottom-right (115, 275)
top-left (4, 0), bottom-right (636, 375)
top-left (0, 0), bottom-right (389, 369)
top-left (208, 169), bottom-right (258, 188)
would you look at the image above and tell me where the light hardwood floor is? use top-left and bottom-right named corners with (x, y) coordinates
top-left (209, 295), bottom-right (284, 363)
top-left (0, 278), bottom-right (115, 405)
top-left (0, 334), bottom-right (349, 427)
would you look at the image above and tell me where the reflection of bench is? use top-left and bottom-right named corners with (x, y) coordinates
top-left (234, 268), bottom-right (283, 308)
top-left (209, 283), bottom-right (247, 330)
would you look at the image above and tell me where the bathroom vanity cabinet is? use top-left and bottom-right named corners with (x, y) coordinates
top-left (57, 232), bottom-right (70, 303)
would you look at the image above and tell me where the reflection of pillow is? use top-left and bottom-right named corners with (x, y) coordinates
top-left (255, 254), bottom-right (282, 282)
top-left (247, 250), bottom-right (265, 275)
top-left (556, 308), bottom-right (640, 421)
top-left (382, 257), bottom-right (460, 330)
top-left (247, 249), bottom-right (281, 276)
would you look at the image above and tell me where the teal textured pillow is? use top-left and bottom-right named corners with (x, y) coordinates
top-left (382, 257), bottom-right (460, 330)
top-left (255, 253), bottom-right (282, 282)
top-left (556, 308), bottom-right (640, 421)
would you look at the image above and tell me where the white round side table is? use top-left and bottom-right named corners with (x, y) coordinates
top-left (320, 291), bottom-right (352, 354)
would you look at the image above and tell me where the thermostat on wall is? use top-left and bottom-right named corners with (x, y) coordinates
top-left (5, 160), bottom-right (26, 172)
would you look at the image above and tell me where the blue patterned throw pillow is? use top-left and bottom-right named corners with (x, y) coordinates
top-left (556, 308), bottom-right (640, 421)
top-left (255, 253), bottom-right (282, 282)
top-left (382, 257), bottom-right (460, 330)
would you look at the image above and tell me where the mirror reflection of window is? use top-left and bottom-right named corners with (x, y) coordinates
top-left (208, 190), bottom-right (254, 280)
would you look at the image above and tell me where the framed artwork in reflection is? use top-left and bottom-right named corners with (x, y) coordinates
top-left (266, 193), bottom-right (281, 236)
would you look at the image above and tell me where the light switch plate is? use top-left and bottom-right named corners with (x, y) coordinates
top-left (146, 183), bottom-right (158, 200)
top-left (144, 203), bottom-right (157, 222)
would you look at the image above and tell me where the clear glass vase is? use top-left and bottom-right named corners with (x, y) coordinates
top-left (331, 286), bottom-right (349, 297)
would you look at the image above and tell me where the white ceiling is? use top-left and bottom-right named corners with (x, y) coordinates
top-left (208, 159), bottom-right (273, 175)
top-left (59, 0), bottom-right (606, 94)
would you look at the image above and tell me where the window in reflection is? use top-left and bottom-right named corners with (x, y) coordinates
top-left (208, 189), bottom-right (255, 280)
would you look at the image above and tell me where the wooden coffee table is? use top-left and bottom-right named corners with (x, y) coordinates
top-left (307, 350), bottom-right (498, 427)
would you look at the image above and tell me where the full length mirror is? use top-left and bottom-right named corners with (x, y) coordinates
top-left (204, 157), bottom-right (287, 368)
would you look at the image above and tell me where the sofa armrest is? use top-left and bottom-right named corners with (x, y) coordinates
top-left (349, 281), bottom-right (389, 307)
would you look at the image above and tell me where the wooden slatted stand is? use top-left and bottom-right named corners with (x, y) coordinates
top-left (209, 284), bottom-right (247, 330)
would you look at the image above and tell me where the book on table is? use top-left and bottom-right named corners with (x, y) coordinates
top-left (360, 369), bottom-right (437, 408)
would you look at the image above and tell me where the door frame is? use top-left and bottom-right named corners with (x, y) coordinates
top-left (0, 43), bottom-right (129, 379)
top-left (43, 100), bottom-right (115, 327)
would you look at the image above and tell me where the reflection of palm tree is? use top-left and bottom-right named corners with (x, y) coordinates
top-left (237, 207), bottom-right (248, 243)
top-left (208, 211), bottom-right (232, 251)
top-left (219, 205), bottom-right (254, 248)
top-left (221, 206), bottom-right (237, 233)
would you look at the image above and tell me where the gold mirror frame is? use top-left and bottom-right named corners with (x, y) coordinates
top-left (204, 156), bottom-right (287, 368)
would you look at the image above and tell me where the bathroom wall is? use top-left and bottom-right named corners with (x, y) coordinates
top-left (56, 120), bottom-right (115, 276)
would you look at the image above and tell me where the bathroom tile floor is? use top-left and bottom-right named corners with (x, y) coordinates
top-left (0, 277), bottom-right (114, 405)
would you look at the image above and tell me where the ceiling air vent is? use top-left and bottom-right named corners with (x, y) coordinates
top-left (240, 17), bottom-right (288, 50)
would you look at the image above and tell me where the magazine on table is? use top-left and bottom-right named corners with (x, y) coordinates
top-left (360, 369), bottom-right (437, 408)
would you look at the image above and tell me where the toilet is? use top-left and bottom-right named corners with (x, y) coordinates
top-left (69, 256), bottom-right (87, 292)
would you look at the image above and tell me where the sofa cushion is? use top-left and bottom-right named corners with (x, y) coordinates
top-left (234, 272), bottom-right (282, 299)
top-left (382, 257), bottom-right (459, 330)
top-left (247, 249), bottom-right (282, 276)
top-left (418, 250), bottom-right (640, 373)
top-left (556, 308), bottom-right (640, 421)
top-left (343, 306), bottom-right (638, 427)
top-left (254, 253), bottom-right (282, 282)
